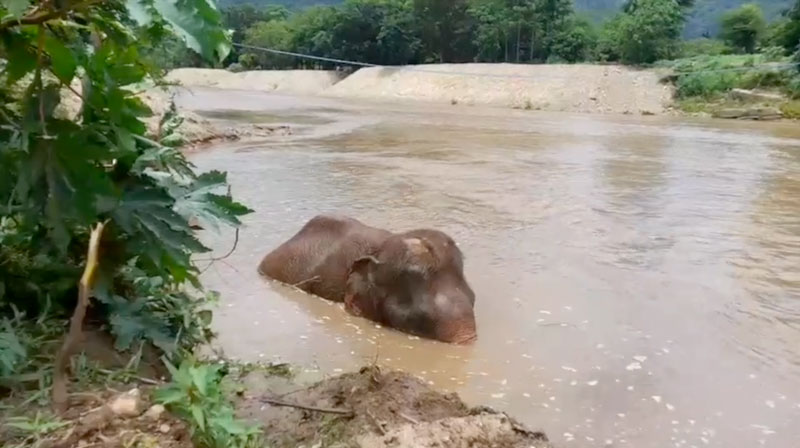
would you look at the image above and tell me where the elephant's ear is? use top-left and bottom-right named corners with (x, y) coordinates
top-left (344, 256), bottom-right (379, 319)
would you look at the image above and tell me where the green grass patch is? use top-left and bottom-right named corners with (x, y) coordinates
top-left (657, 54), bottom-right (800, 100)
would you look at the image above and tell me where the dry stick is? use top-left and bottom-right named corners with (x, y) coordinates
top-left (52, 221), bottom-right (107, 414)
top-left (259, 397), bottom-right (354, 417)
top-left (366, 409), bottom-right (387, 435)
top-left (398, 412), bottom-right (420, 425)
top-left (198, 227), bottom-right (240, 274)
top-left (291, 275), bottom-right (320, 289)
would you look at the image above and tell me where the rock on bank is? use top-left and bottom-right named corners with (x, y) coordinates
top-left (167, 64), bottom-right (675, 115)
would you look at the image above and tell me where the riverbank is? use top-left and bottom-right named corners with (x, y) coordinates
top-left (0, 341), bottom-right (553, 447)
top-left (164, 64), bottom-right (675, 116)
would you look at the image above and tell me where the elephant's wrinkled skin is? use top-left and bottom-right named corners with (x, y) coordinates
top-left (258, 215), bottom-right (477, 344)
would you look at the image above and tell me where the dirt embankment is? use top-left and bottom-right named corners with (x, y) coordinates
top-left (167, 64), bottom-right (675, 115)
top-left (56, 83), bottom-right (290, 148)
top-left (238, 366), bottom-right (552, 448)
top-left (165, 68), bottom-right (342, 95)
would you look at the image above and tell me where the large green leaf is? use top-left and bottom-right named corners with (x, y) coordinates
top-left (2, 0), bottom-right (31, 19)
top-left (2, 31), bottom-right (37, 85)
top-left (103, 294), bottom-right (176, 353)
top-left (172, 171), bottom-right (253, 233)
top-left (44, 34), bottom-right (77, 84)
top-left (126, 0), bottom-right (231, 63)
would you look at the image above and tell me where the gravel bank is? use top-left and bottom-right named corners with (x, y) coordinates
top-left (167, 64), bottom-right (675, 115)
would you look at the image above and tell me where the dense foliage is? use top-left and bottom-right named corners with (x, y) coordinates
top-left (720, 3), bottom-right (767, 53)
top-left (0, 0), bottom-right (250, 362)
top-left (225, 0), bottom-right (799, 68)
top-left (217, 0), bottom-right (794, 38)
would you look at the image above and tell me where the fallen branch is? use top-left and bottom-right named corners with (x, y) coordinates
top-left (259, 397), bottom-right (354, 417)
top-left (52, 221), bottom-right (107, 413)
top-left (367, 409), bottom-right (387, 435)
top-left (398, 412), bottom-right (419, 425)
top-left (292, 275), bottom-right (320, 289)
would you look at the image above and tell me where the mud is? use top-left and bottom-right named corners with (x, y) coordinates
top-left (237, 366), bottom-right (550, 448)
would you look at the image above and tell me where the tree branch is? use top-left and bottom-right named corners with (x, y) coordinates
top-left (0, 0), bottom-right (104, 31)
top-left (259, 397), bottom-right (354, 417)
top-left (52, 221), bottom-right (107, 414)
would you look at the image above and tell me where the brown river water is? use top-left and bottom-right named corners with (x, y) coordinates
top-left (177, 87), bottom-right (800, 448)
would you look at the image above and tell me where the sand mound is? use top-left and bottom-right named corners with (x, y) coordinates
top-left (165, 68), bottom-right (341, 95)
top-left (327, 63), bottom-right (674, 115)
top-left (237, 366), bottom-right (550, 448)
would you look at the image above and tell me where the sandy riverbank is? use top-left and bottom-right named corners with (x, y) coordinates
top-left (164, 64), bottom-right (675, 116)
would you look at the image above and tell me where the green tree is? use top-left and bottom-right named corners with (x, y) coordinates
top-left (617, 0), bottom-right (685, 63)
top-left (244, 20), bottom-right (295, 67)
top-left (414, 0), bottom-right (475, 62)
top-left (288, 6), bottom-right (339, 68)
top-left (469, 0), bottom-right (512, 61)
top-left (719, 3), bottom-right (767, 53)
top-left (223, 3), bottom-right (290, 64)
top-left (548, 15), bottom-right (596, 62)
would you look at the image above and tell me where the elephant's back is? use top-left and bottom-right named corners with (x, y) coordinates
top-left (258, 215), bottom-right (390, 301)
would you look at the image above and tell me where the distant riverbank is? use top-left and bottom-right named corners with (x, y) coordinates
top-left (165, 65), bottom-right (676, 116)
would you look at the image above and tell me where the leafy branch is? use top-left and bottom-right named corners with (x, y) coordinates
top-left (0, 0), bottom-right (105, 31)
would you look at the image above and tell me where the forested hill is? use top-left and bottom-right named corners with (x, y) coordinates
top-left (216, 0), bottom-right (795, 37)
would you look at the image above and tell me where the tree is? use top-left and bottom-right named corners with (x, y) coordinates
top-left (288, 6), bottom-right (339, 68)
top-left (0, 0), bottom-right (249, 357)
top-left (469, 0), bottom-right (512, 61)
top-left (413, 0), bottom-right (475, 62)
top-left (244, 20), bottom-right (295, 68)
top-left (595, 0), bottom-right (692, 63)
top-left (549, 15), bottom-right (596, 62)
top-left (719, 3), bottom-right (767, 53)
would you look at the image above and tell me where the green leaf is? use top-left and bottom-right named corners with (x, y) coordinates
top-left (210, 414), bottom-right (250, 435)
top-left (198, 309), bottom-right (212, 326)
top-left (106, 295), bottom-right (175, 353)
top-left (154, 387), bottom-right (185, 405)
top-left (173, 171), bottom-right (253, 233)
top-left (128, 0), bottom-right (231, 63)
top-left (3, 31), bottom-right (38, 84)
top-left (44, 34), bottom-right (77, 83)
top-left (190, 365), bottom-right (208, 395)
top-left (3, 0), bottom-right (31, 18)
top-left (190, 403), bottom-right (205, 431)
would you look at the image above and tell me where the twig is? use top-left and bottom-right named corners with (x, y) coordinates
top-left (95, 368), bottom-right (161, 385)
top-left (399, 412), bottom-right (419, 425)
top-left (259, 397), bottom-right (354, 416)
top-left (291, 275), bottom-right (320, 289)
top-left (52, 221), bottom-right (107, 414)
top-left (198, 227), bottom-right (240, 273)
top-left (35, 24), bottom-right (47, 136)
top-left (367, 409), bottom-right (386, 435)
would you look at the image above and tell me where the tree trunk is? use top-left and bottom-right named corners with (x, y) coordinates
top-left (516, 22), bottom-right (521, 63)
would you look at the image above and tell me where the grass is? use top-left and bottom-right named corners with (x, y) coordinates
top-left (780, 100), bottom-right (800, 119)
top-left (657, 52), bottom-right (800, 119)
top-left (658, 53), bottom-right (800, 101)
top-left (0, 313), bottom-right (267, 448)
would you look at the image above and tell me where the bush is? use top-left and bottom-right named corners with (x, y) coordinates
top-left (665, 54), bottom-right (798, 99)
top-left (156, 357), bottom-right (262, 448)
top-left (719, 3), bottom-right (767, 54)
top-left (680, 38), bottom-right (730, 57)
top-left (780, 100), bottom-right (800, 118)
top-left (0, 0), bottom-right (251, 366)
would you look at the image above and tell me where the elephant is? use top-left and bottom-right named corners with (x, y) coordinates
top-left (257, 215), bottom-right (477, 344)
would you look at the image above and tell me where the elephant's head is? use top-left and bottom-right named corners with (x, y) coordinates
top-left (344, 229), bottom-right (477, 344)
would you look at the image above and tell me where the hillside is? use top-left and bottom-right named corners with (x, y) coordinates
top-left (217, 0), bottom-right (795, 38)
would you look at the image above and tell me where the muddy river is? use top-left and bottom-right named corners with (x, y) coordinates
top-left (179, 87), bottom-right (800, 448)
